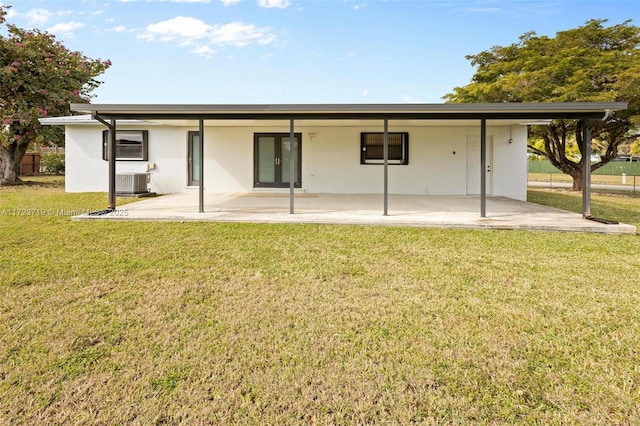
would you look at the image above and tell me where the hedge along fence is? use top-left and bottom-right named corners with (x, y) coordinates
top-left (528, 160), bottom-right (640, 175)
top-left (39, 153), bottom-right (65, 175)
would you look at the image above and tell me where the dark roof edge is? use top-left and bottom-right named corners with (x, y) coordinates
top-left (71, 102), bottom-right (628, 115)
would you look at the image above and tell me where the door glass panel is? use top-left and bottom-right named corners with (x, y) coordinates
top-left (191, 134), bottom-right (200, 183)
top-left (280, 137), bottom-right (299, 184)
top-left (258, 137), bottom-right (276, 183)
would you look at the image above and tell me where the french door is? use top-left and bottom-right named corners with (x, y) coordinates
top-left (254, 133), bottom-right (302, 188)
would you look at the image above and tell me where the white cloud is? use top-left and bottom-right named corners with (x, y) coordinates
top-left (192, 45), bottom-right (216, 58)
top-left (139, 16), bottom-right (211, 43)
top-left (138, 16), bottom-right (276, 57)
top-left (121, 0), bottom-right (210, 2)
top-left (107, 25), bottom-right (129, 33)
top-left (337, 51), bottom-right (356, 61)
top-left (463, 7), bottom-right (503, 14)
top-left (362, 89), bottom-right (368, 97)
top-left (210, 22), bottom-right (276, 46)
top-left (257, 0), bottom-right (290, 9)
top-left (24, 8), bottom-right (76, 27)
top-left (221, 0), bottom-right (240, 5)
top-left (26, 8), bottom-right (53, 26)
top-left (46, 21), bottom-right (85, 37)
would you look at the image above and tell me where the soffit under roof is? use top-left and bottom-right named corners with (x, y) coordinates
top-left (40, 116), bottom-right (544, 127)
top-left (71, 102), bottom-right (628, 122)
top-left (146, 118), bottom-right (537, 127)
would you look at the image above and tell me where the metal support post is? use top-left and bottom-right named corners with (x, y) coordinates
top-left (383, 118), bottom-right (389, 216)
top-left (289, 119), bottom-right (295, 214)
top-left (480, 118), bottom-right (487, 218)
top-left (108, 120), bottom-right (117, 211)
top-left (582, 120), bottom-right (592, 218)
top-left (198, 119), bottom-right (204, 213)
top-left (92, 113), bottom-right (117, 211)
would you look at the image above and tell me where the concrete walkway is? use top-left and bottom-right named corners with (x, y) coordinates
top-left (74, 192), bottom-right (636, 234)
top-left (529, 181), bottom-right (639, 192)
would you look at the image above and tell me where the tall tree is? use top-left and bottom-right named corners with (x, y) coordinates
top-left (0, 5), bottom-right (110, 184)
top-left (444, 19), bottom-right (640, 190)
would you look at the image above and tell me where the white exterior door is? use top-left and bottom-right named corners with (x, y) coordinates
top-left (466, 136), bottom-right (493, 195)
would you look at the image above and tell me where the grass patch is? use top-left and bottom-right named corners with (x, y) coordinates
top-left (2, 178), bottom-right (640, 424)
top-left (528, 188), bottom-right (640, 228)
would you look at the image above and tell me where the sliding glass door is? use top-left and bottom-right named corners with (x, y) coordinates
top-left (187, 131), bottom-right (200, 186)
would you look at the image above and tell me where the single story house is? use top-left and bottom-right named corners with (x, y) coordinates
top-left (40, 102), bottom-right (627, 218)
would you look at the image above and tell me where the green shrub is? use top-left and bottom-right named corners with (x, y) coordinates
top-left (40, 153), bottom-right (65, 175)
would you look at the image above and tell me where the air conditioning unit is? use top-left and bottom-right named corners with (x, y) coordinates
top-left (116, 173), bottom-right (148, 194)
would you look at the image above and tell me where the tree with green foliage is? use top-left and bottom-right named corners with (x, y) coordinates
top-left (445, 19), bottom-right (640, 190)
top-left (0, 5), bottom-right (110, 184)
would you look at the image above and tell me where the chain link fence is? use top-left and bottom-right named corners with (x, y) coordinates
top-left (528, 160), bottom-right (640, 192)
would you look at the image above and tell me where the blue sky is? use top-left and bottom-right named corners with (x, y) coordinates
top-left (2, 0), bottom-right (639, 104)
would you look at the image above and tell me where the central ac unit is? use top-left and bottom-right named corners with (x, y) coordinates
top-left (116, 173), bottom-right (148, 194)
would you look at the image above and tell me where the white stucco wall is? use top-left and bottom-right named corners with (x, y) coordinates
top-left (64, 122), bottom-right (527, 200)
top-left (65, 124), bottom-right (187, 193)
top-left (491, 125), bottom-right (528, 200)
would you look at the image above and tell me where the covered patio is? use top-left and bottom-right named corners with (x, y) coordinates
top-left (73, 103), bottom-right (627, 216)
top-left (66, 102), bottom-right (636, 233)
top-left (75, 192), bottom-right (636, 234)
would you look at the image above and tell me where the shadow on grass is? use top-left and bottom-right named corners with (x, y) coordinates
top-left (3, 176), bottom-right (65, 188)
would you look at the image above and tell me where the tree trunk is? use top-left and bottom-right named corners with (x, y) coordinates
top-left (0, 143), bottom-right (28, 185)
top-left (571, 171), bottom-right (582, 191)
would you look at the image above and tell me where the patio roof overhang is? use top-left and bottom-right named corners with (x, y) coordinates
top-left (71, 101), bottom-right (629, 224)
top-left (72, 102), bottom-right (627, 121)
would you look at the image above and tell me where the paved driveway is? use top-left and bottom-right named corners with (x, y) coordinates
top-left (76, 192), bottom-right (636, 234)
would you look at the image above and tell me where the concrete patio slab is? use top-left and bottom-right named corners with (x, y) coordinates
top-left (74, 192), bottom-right (636, 235)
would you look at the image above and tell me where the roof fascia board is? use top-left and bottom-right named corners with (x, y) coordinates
top-left (88, 111), bottom-right (610, 121)
top-left (38, 117), bottom-right (154, 126)
top-left (72, 102), bottom-right (628, 121)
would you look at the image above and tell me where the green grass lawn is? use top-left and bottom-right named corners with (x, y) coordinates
top-left (1, 178), bottom-right (640, 424)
